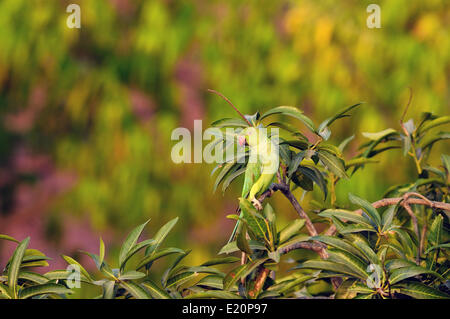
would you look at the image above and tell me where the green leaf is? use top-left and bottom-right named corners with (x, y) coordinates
top-left (381, 206), bottom-right (396, 232)
top-left (236, 223), bottom-right (253, 255)
top-left (185, 291), bottom-right (242, 299)
top-left (390, 228), bottom-right (415, 257)
top-left (121, 239), bottom-right (155, 270)
top-left (441, 154), bottom-right (450, 174)
top-left (19, 283), bottom-right (72, 299)
top-left (280, 140), bottom-right (309, 150)
top-left (211, 118), bottom-right (249, 128)
top-left (18, 271), bottom-right (49, 285)
top-left (291, 170), bottom-right (313, 191)
top-left (338, 135), bottom-right (355, 152)
top-left (278, 275), bottom-right (313, 294)
top-left (263, 203), bottom-right (277, 244)
top-left (99, 237), bottom-right (105, 266)
top-left (425, 243), bottom-right (450, 254)
top-left (201, 257), bottom-right (240, 267)
top-left (317, 150), bottom-right (348, 179)
top-left (223, 258), bottom-right (268, 291)
top-left (277, 234), bottom-right (310, 250)
top-left (0, 234), bottom-right (19, 243)
top-left (418, 115), bottom-right (450, 134)
top-left (338, 225), bottom-right (377, 234)
top-left (213, 162), bottom-right (240, 193)
top-left (222, 166), bottom-right (246, 193)
top-left (119, 219), bottom-right (150, 269)
top-left (119, 281), bottom-right (151, 299)
top-left (347, 282), bottom-right (376, 295)
top-left (196, 275), bottom-right (224, 290)
top-left (319, 209), bottom-right (374, 228)
top-left (348, 193), bottom-right (381, 228)
top-left (62, 255), bottom-right (93, 282)
top-left (389, 266), bottom-right (444, 285)
top-left (318, 103), bottom-right (362, 133)
top-left (137, 248), bottom-right (185, 270)
top-left (379, 244), bottom-right (407, 259)
top-left (311, 236), bottom-right (367, 261)
top-left (223, 264), bottom-right (249, 291)
top-left (297, 165), bottom-right (328, 199)
top-left (298, 165), bottom-right (328, 200)
top-left (146, 217), bottom-right (179, 256)
top-left (429, 215), bottom-right (443, 247)
top-left (260, 106), bottom-right (315, 133)
top-left (327, 250), bottom-right (369, 280)
top-left (44, 270), bottom-right (93, 284)
top-left (395, 282), bottom-right (450, 299)
top-left (79, 250), bottom-right (102, 269)
top-left (102, 281), bottom-right (115, 299)
top-left (218, 240), bottom-right (267, 255)
top-left (345, 158), bottom-right (379, 169)
top-left (351, 237), bottom-right (379, 265)
top-left (142, 279), bottom-right (171, 299)
top-left (118, 271), bottom-right (146, 281)
top-left (0, 284), bottom-right (11, 299)
top-left (362, 128), bottom-right (398, 141)
top-left (18, 250), bottom-right (51, 268)
top-left (288, 151), bottom-right (306, 177)
top-left (166, 272), bottom-right (199, 289)
top-left (317, 143), bottom-right (344, 159)
top-left (278, 219), bottom-right (306, 244)
top-left (8, 237), bottom-right (30, 298)
top-left (293, 260), bottom-right (364, 279)
top-left (161, 250), bottom-right (191, 286)
top-left (182, 267), bottom-right (224, 276)
top-left (420, 131), bottom-right (450, 150)
top-left (100, 262), bottom-right (117, 281)
top-left (239, 198), bottom-right (267, 242)
top-left (385, 259), bottom-right (417, 271)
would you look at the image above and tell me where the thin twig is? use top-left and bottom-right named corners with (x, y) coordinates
top-left (400, 87), bottom-right (413, 126)
top-left (207, 89), bottom-right (253, 126)
top-left (326, 192), bottom-right (449, 238)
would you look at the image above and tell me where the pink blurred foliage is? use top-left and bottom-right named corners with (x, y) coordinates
top-left (129, 88), bottom-right (156, 124)
top-left (4, 85), bottom-right (47, 134)
top-left (0, 83), bottom-right (111, 272)
top-left (175, 52), bottom-right (206, 130)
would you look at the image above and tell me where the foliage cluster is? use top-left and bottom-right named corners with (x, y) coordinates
top-left (1, 103), bottom-right (448, 299)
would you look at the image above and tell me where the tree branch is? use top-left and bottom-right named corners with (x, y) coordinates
top-left (257, 182), bottom-right (328, 259)
top-left (278, 241), bottom-right (326, 255)
top-left (325, 192), bottom-right (450, 237)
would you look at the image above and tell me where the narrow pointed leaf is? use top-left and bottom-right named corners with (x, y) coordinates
top-left (142, 280), bottom-right (171, 299)
top-left (19, 283), bottom-right (72, 299)
top-left (119, 281), bottom-right (151, 299)
top-left (8, 237), bottom-right (30, 298)
top-left (119, 220), bottom-right (150, 268)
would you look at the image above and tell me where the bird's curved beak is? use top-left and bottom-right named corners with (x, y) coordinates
top-left (238, 135), bottom-right (246, 147)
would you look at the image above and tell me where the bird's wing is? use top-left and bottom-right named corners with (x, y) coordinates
top-left (241, 159), bottom-right (262, 198)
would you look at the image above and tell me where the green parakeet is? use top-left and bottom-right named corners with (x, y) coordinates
top-left (228, 126), bottom-right (280, 242)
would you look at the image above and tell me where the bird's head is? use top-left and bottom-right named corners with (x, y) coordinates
top-left (238, 127), bottom-right (258, 148)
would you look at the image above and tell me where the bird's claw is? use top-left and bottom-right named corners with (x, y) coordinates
top-left (251, 198), bottom-right (263, 210)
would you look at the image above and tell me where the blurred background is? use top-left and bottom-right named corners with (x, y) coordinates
top-left (0, 0), bottom-right (449, 288)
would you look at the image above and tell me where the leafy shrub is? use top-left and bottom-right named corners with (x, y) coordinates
top-left (1, 99), bottom-right (449, 299)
